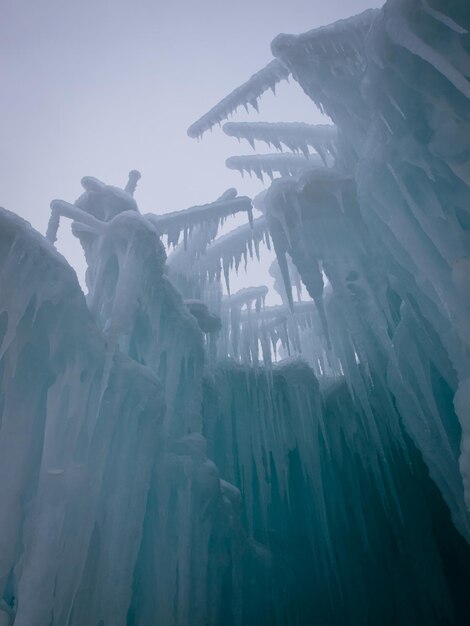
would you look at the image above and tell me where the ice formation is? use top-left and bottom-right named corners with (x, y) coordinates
top-left (1, 1), bottom-right (470, 625)
top-left (225, 153), bottom-right (325, 181)
top-left (187, 60), bottom-right (290, 139)
top-left (223, 121), bottom-right (338, 161)
top-left (145, 191), bottom-right (253, 250)
top-left (188, 216), bottom-right (271, 291)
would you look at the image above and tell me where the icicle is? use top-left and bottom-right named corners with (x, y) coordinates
top-left (223, 122), bottom-right (338, 162)
top-left (277, 249), bottom-right (294, 312)
top-left (192, 217), bottom-right (268, 281)
top-left (187, 60), bottom-right (290, 138)
top-left (386, 16), bottom-right (470, 99)
top-left (146, 194), bottom-right (253, 248)
top-left (226, 153), bottom-right (324, 179)
top-left (421, 0), bottom-right (468, 34)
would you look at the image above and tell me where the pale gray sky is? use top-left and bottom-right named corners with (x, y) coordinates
top-left (1, 0), bottom-right (380, 294)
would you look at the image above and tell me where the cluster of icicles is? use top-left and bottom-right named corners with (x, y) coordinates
top-left (48, 0), bottom-right (470, 548)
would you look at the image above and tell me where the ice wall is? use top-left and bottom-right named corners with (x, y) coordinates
top-left (0, 208), bottom-right (164, 625)
top-left (203, 360), bottom-right (470, 625)
top-left (187, 0), bottom-right (469, 540)
top-left (184, 0), bottom-right (470, 620)
top-left (0, 188), bottom-right (243, 625)
top-left (268, 0), bottom-right (470, 533)
top-left (262, 164), bottom-right (470, 538)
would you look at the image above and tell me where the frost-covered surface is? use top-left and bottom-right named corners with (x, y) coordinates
top-left (2, 0), bottom-right (470, 624)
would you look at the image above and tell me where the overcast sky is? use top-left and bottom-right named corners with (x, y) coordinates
top-left (1, 0), bottom-right (380, 294)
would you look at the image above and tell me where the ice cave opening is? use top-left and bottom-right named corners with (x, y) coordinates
top-left (1, 1), bottom-right (470, 625)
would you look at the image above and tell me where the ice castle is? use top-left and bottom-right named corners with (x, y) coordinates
top-left (1, 1), bottom-right (469, 624)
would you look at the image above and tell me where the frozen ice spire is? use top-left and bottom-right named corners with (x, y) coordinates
top-left (187, 60), bottom-right (290, 139)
